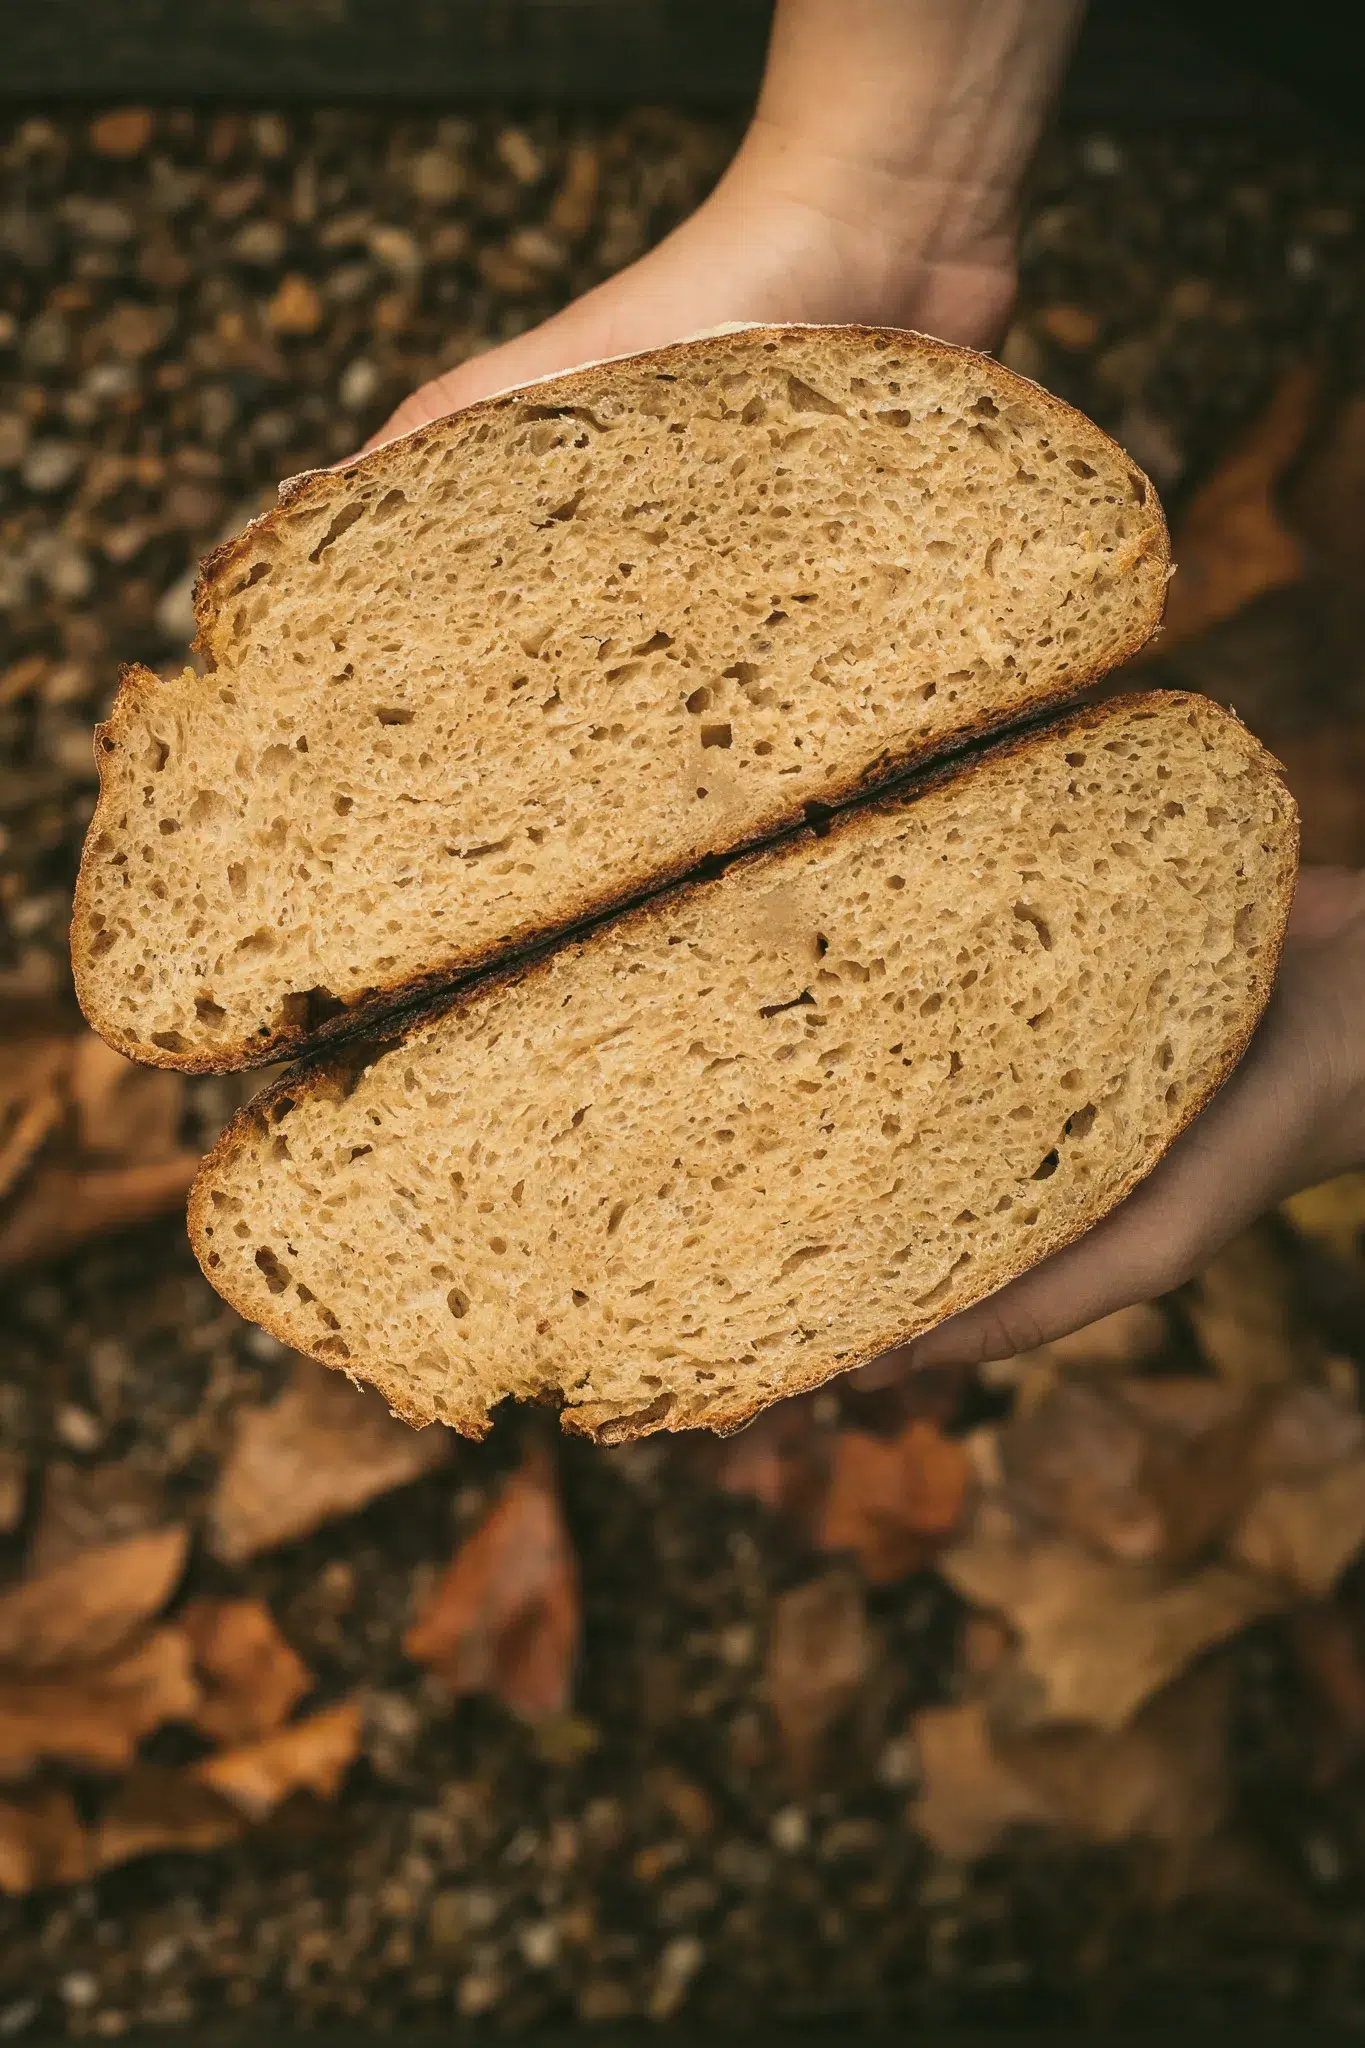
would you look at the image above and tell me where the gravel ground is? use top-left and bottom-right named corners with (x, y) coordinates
top-left (1, 105), bottom-right (1365, 2038)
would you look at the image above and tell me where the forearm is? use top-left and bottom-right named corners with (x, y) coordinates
top-left (738, 0), bottom-right (1086, 249)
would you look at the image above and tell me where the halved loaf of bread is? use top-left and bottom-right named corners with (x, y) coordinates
top-left (189, 693), bottom-right (1296, 1442)
top-left (74, 323), bottom-right (1168, 1074)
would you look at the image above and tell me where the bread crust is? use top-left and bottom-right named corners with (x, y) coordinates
top-left (73, 322), bottom-right (1170, 1073)
top-left (187, 691), bottom-right (1297, 1444)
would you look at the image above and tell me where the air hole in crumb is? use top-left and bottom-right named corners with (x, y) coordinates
top-left (446, 1287), bottom-right (470, 1320)
top-left (1032, 1150), bottom-right (1060, 1180)
top-left (760, 988), bottom-right (815, 1020)
top-left (785, 374), bottom-right (841, 415)
top-left (1013, 901), bottom-right (1053, 950)
top-left (194, 994), bottom-right (226, 1026)
top-left (685, 686), bottom-right (711, 714)
top-left (278, 985), bottom-right (347, 1033)
top-left (571, 1289), bottom-right (589, 1307)
top-left (150, 1030), bottom-right (187, 1053)
top-left (700, 722), bottom-right (732, 749)
top-left (1063, 1103), bottom-right (1096, 1139)
top-left (334, 795), bottom-right (354, 815)
top-left (254, 1246), bottom-right (290, 1294)
top-left (607, 1199), bottom-right (629, 1235)
top-left (308, 501), bottom-right (366, 563)
top-left (1067, 458), bottom-right (1097, 479)
top-left (375, 705), bottom-right (414, 726)
top-left (373, 488), bottom-right (409, 519)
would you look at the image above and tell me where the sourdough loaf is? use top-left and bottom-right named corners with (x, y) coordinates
top-left (189, 693), bottom-right (1296, 1442)
top-left (74, 323), bottom-right (1168, 1074)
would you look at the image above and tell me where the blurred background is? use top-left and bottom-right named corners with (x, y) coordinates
top-left (1, 1), bottom-right (1365, 2038)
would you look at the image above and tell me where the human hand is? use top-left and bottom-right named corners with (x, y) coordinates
top-left (856, 866), bottom-right (1365, 1384)
top-left (372, 0), bottom-right (1083, 446)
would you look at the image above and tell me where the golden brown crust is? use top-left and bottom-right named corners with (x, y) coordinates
top-left (186, 691), bottom-right (1297, 1443)
top-left (73, 322), bottom-right (1170, 1074)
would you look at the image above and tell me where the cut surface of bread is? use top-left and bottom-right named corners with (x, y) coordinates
top-left (190, 693), bottom-right (1296, 1443)
top-left (74, 323), bottom-right (1168, 1073)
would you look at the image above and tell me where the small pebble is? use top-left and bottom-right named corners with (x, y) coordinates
top-left (88, 108), bottom-right (154, 159)
top-left (267, 273), bottom-right (323, 335)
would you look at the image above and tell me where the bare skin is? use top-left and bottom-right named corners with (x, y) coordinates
top-left (378, 0), bottom-right (1365, 1373)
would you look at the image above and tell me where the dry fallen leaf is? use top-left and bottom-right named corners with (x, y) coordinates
top-left (946, 1364), bottom-right (1365, 1736)
top-left (207, 1355), bottom-right (450, 1563)
top-left (1288, 1602), bottom-right (1365, 1784)
top-left (0, 1016), bottom-right (198, 1270)
top-left (404, 1448), bottom-right (579, 1724)
top-left (1037, 1303), bottom-right (1169, 1373)
top-left (764, 1568), bottom-right (870, 1787)
top-left (0, 1039), bottom-right (68, 1200)
top-left (1147, 363), bottom-right (1320, 659)
top-left (1233, 1455), bottom-right (1365, 1600)
top-left (942, 1505), bottom-right (1276, 1733)
top-left (0, 1784), bottom-right (88, 1895)
top-left (912, 1698), bottom-right (1053, 1862)
top-left (1185, 1221), bottom-right (1317, 1390)
top-left (816, 1419), bottom-right (969, 1584)
top-left (0, 1159), bottom-right (200, 1269)
top-left (181, 1597), bottom-right (312, 1745)
top-left (912, 1658), bottom-right (1232, 1864)
top-left (0, 1526), bottom-right (186, 1673)
top-left (1282, 1174), bottom-right (1365, 1266)
top-left (712, 1393), bottom-right (829, 1526)
top-left (92, 1765), bottom-right (244, 1874)
top-left (0, 1627), bottom-right (199, 1773)
top-left (27, 1460), bottom-right (170, 1576)
top-left (196, 1698), bottom-right (363, 1820)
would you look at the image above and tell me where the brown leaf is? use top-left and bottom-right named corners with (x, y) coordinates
top-left (68, 1035), bottom-right (185, 1162)
top-left (28, 1460), bottom-right (169, 1575)
top-left (0, 1526), bottom-right (186, 1672)
top-left (0, 1158), bottom-right (199, 1270)
top-left (181, 1598), bottom-right (312, 1745)
top-left (1148, 364), bottom-right (1320, 658)
top-left (711, 1394), bottom-right (830, 1526)
top-left (764, 1568), bottom-right (869, 1787)
top-left (404, 1449), bottom-right (579, 1724)
top-left (1039, 1303), bottom-right (1169, 1372)
top-left (816, 1419), bottom-right (969, 1584)
top-left (0, 1039), bottom-right (68, 1200)
top-left (0, 1024), bottom-right (197, 1269)
top-left (0, 1785), bottom-right (88, 1895)
top-left (912, 1699), bottom-right (1053, 1861)
top-left (912, 1658), bottom-right (1231, 1864)
top-left (196, 1699), bottom-right (363, 1820)
top-left (942, 1507), bottom-right (1276, 1733)
top-left (1272, 724), bottom-right (1365, 868)
top-left (1282, 1173), bottom-right (1365, 1266)
top-left (0, 1627), bottom-right (199, 1773)
top-left (1232, 1454), bottom-right (1365, 1599)
top-left (1285, 389), bottom-right (1365, 591)
top-left (207, 1356), bottom-right (450, 1563)
top-left (1184, 1221), bottom-right (1317, 1389)
top-left (998, 1380), bottom-right (1162, 1563)
top-left (92, 1764), bottom-right (244, 1874)
top-left (1288, 1603), bottom-right (1365, 1782)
